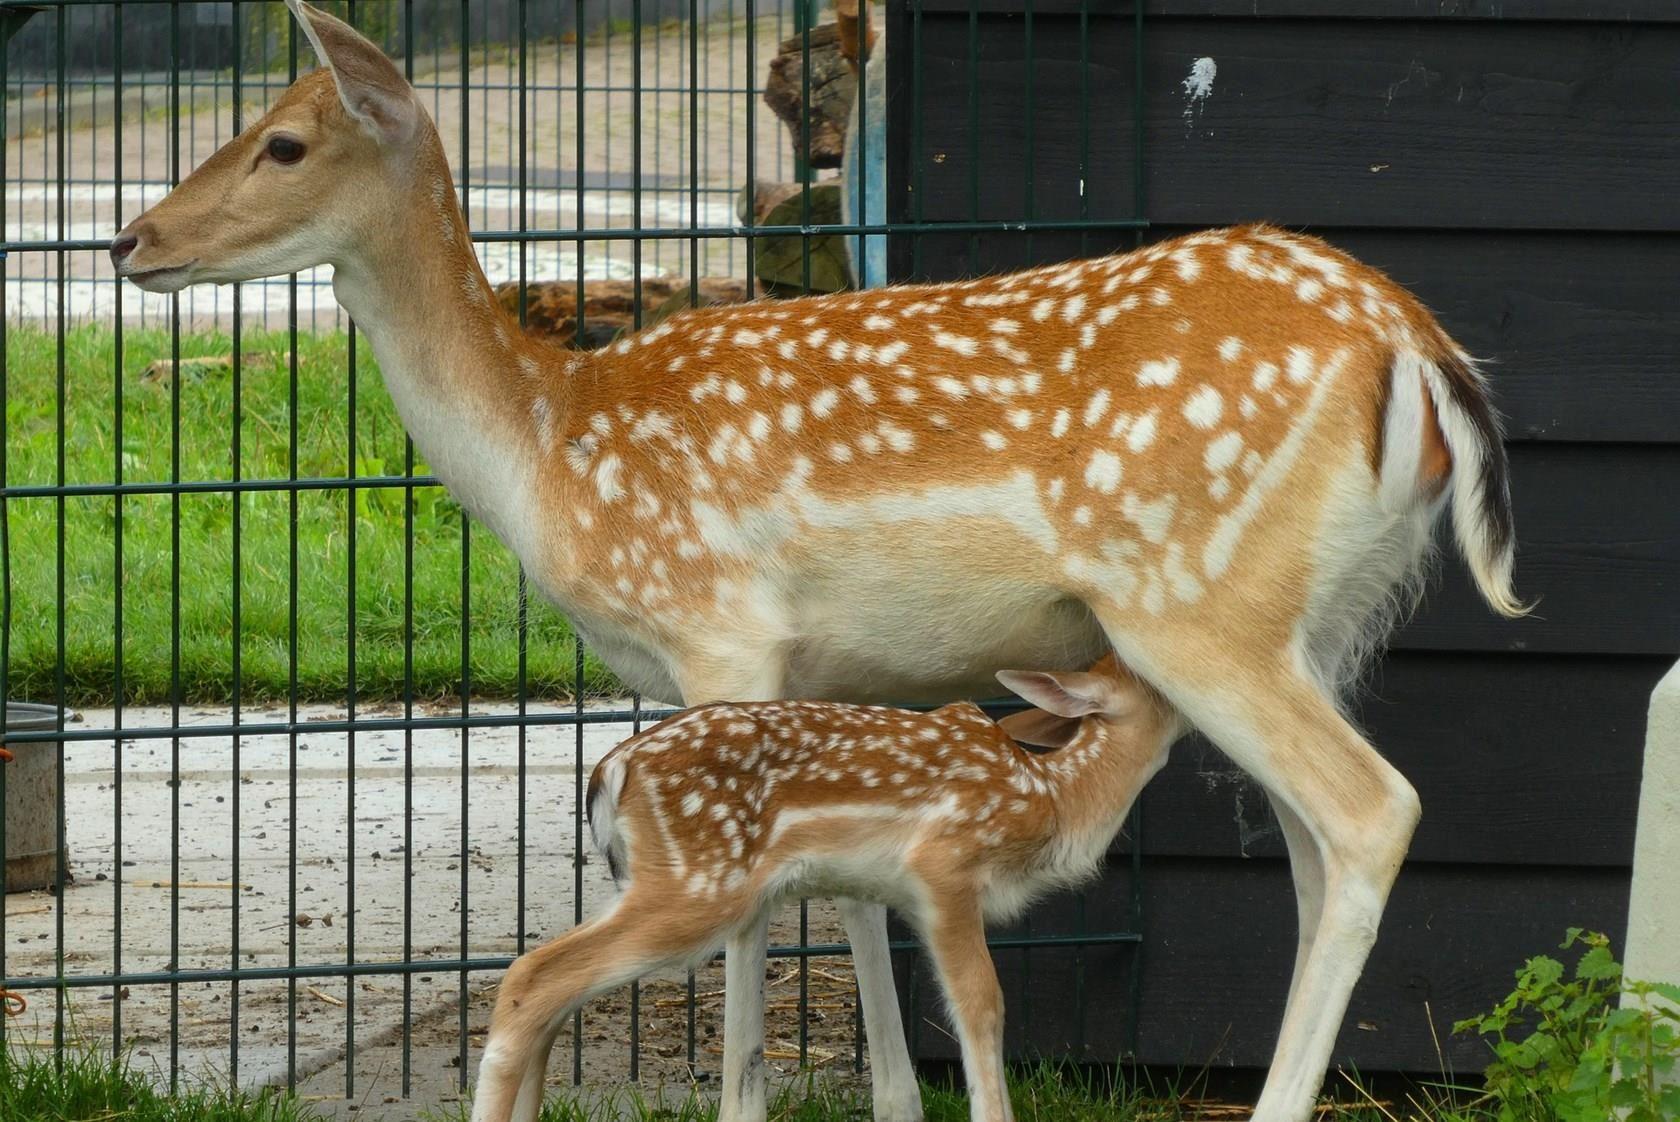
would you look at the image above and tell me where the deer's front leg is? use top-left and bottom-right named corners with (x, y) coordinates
top-left (719, 909), bottom-right (772, 1122)
top-left (839, 897), bottom-right (925, 1122)
top-left (678, 653), bottom-right (921, 1122)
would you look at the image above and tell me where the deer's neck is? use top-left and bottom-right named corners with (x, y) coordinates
top-left (1044, 722), bottom-right (1165, 857)
top-left (330, 169), bottom-right (554, 562)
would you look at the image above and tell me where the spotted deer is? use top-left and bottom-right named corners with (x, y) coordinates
top-left (480, 656), bottom-right (1178, 1122)
top-left (111, 4), bottom-right (1525, 1121)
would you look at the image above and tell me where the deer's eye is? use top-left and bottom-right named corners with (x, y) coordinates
top-left (267, 136), bottom-right (306, 164)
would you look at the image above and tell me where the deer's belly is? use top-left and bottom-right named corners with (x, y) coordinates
top-left (783, 576), bottom-right (1107, 705)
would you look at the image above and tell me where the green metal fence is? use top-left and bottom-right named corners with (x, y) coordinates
top-left (1, 0), bottom-right (1147, 1104)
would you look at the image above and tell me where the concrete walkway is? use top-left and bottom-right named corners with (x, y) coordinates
top-left (2, 698), bottom-right (867, 1113)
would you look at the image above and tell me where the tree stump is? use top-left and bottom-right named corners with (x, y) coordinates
top-left (763, 23), bottom-right (855, 170)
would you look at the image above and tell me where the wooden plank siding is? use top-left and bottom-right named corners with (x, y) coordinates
top-left (883, 1), bottom-right (1678, 1076)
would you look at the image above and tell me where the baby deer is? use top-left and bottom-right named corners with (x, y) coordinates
top-left (472, 655), bottom-right (1181, 1122)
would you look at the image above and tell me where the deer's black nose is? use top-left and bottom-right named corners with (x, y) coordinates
top-left (109, 234), bottom-right (139, 265)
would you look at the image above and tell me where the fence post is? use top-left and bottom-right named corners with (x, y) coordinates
top-left (1622, 661), bottom-right (1680, 1039)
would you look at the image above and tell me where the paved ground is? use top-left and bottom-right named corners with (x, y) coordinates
top-left (5, 13), bottom-right (808, 330)
top-left (2, 698), bottom-right (871, 1114)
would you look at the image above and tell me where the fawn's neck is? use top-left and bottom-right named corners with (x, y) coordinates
top-left (330, 149), bottom-right (560, 561)
top-left (1041, 720), bottom-right (1167, 851)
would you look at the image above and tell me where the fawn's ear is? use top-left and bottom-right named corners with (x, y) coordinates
top-left (287, 0), bottom-right (418, 145)
top-left (996, 707), bottom-right (1082, 749)
top-left (996, 669), bottom-right (1130, 720)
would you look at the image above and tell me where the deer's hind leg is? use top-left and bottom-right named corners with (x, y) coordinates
top-left (1097, 614), bottom-right (1419, 1122)
top-left (471, 891), bottom-right (725, 1122)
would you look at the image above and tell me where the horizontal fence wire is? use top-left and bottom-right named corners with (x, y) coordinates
top-left (0, 0), bottom-right (1149, 1103)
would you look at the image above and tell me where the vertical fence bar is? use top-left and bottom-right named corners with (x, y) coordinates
top-left (515, 0), bottom-right (531, 973)
top-left (401, 0), bottom-right (417, 1097)
top-left (110, 0), bottom-right (126, 1058)
top-left (286, 12), bottom-right (302, 1090)
top-left (457, 0), bottom-right (472, 1086)
top-left (0, 0), bottom-right (10, 1056)
top-left (344, 6), bottom-right (363, 1094)
top-left (230, 0), bottom-right (245, 1084)
top-left (52, 0), bottom-right (68, 1066)
top-left (571, 0), bottom-right (586, 1087)
top-left (167, 0), bottom-right (183, 1088)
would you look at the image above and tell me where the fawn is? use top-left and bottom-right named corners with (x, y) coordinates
top-left (474, 656), bottom-right (1181, 1122)
top-left (115, 5), bottom-right (1527, 1118)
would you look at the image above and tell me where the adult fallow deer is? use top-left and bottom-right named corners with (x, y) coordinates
top-left (111, 4), bottom-right (1525, 1121)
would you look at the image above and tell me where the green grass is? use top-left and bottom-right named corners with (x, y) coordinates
top-left (416, 1063), bottom-right (1500, 1122)
top-left (4, 324), bottom-right (620, 706)
top-left (0, 1043), bottom-right (322, 1122)
top-left (0, 1043), bottom-right (1513, 1122)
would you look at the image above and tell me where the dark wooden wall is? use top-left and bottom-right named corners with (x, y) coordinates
top-left (883, 0), bottom-right (1677, 1077)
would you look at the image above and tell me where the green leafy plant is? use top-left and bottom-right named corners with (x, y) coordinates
top-left (1454, 929), bottom-right (1680, 1122)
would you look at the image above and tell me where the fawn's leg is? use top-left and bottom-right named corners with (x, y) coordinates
top-left (1104, 626), bottom-right (1419, 1122)
top-left (719, 908), bottom-right (772, 1122)
top-left (472, 893), bottom-right (712, 1122)
top-left (839, 897), bottom-right (925, 1122)
top-left (912, 891), bottom-right (1011, 1122)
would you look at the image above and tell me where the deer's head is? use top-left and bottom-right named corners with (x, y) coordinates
top-left (110, 0), bottom-right (434, 292)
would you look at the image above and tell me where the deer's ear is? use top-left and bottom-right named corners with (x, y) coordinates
top-left (996, 707), bottom-right (1082, 750)
top-left (287, 0), bottom-right (418, 145)
top-left (996, 669), bottom-right (1128, 720)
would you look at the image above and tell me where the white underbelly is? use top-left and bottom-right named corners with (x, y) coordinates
top-left (782, 572), bottom-right (1107, 705)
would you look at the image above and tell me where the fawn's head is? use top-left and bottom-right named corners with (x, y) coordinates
top-left (111, 0), bottom-right (441, 292)
top-left (995, 654), bottom-right (1170, 749)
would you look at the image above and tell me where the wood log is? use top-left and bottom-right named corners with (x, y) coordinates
top-left (762, 23), bottom-right (855, 169)
top-left (495, 277), bottom-right (751, 349)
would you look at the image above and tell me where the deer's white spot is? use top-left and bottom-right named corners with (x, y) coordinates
top-left (1184, 385), bottom-right (1223, 430)
top-left (1218, 336), bottom-right (1244, 362)
top-left (1083, 388), bottom-right (1112, 427)
top-left (1138, 357), bottom-right (1180, 387)
top-left (1174, 251), bottom-right (1202, 282)
top-left (781, 403), bottom-right (804, 432)
top-left (1085, 450), bottom-right (1123, 494)
top-left (991, 318), bottom-right (1020, 335)
top-left (933, 330), bottom-right (979, 357)
top-left (875, 340), bottom-right (911, 365)
top-left (980, 430), bottom-right (1008, 451)
top-left (1127, 409), bottom-right (1159, 453)
top-left (1051, 408), bottom-right (1072, 438)
top-left (1252, 361), bottom-right (1280, 391)
top-left (810, 388), bottom-right (840, 417)
top-left (1123, 492), bottom-right (1177, 544)
top-left (594, 453), bottom-right (624, 503)
top-left (864, 315), bottom-right (894, 331)
top-left (734, 329), bottom-right (762, 347)
top-left (1205, 431), bottom-right (1243, 472)
top-left (531, 397), bottom-right (556, 452)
